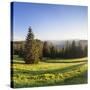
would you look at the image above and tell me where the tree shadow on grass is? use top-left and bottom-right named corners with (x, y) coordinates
top-left (63, 70), bottom-right (88, 85)
top-left (12, 62), bottom-right (87, 75)
top-left (11, 60), bottom-right (25, 64)
top-left (44, 60), bottom-right (87, 63)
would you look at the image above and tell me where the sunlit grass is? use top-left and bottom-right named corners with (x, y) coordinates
top-left (11, 55), bottom-right (88, 88)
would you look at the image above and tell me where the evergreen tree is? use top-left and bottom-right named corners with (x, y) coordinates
top-left (77, 41), bottom-right (83, 58)
top-left (70, 40), bottom-right (76, 58)
top-left (50, 44), bottom-right (56, 58)
top-left (24, 26), bottom-right (40, 64)
top-left (84, 45), bottom-right (88, 57)
top-left (64, 41), bottom-right (70, 58)
top-left (43, 41), bottom-right (50, 58)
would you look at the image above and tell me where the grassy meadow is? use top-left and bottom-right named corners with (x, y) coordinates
top-left (11, 55), bottom-right (88, 88)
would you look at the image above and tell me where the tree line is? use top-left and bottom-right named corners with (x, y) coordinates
top-left (12, 26), bottom-right (88, 64)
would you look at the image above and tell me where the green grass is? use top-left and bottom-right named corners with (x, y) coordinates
top-left (11, 55), bottom-right (88, 88)
top-left (45, 57), bottom-right (87, 63)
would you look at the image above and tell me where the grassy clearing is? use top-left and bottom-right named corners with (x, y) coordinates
top-left (45, 57), bottom-right (87, 63)
top-left (11, 55), bottom-right (88, 88)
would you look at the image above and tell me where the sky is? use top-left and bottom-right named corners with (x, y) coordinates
top-left (12, 2), bottom-right (88, 41)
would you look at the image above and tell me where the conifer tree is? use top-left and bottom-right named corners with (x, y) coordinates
top-left (24, 26), bottom-right (40, 64)
top-left (50, 44), bottom-right (56, 58)
top-left (43, 41), bottom-right (50, 58)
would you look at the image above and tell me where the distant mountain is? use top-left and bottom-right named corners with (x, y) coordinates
top-left (46, 40), bottom-right (88, 49)
top-left (12, 39), bottom-right (88, 50)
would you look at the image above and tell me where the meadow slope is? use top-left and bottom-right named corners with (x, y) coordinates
top-left (11, 55), bottom-right (88, 88)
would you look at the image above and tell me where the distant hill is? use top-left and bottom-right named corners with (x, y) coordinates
top-left (46, 40), bottom-right (88, 49)
top-left (12, 40), bottom-right (88, 49)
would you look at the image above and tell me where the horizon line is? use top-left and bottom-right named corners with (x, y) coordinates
top-left (12, 39), bottom-right (88, 42)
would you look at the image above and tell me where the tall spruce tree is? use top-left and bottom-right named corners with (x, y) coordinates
top-left (43, 41), bottom-right (50, 58)
top-left (50, 44), bottom-right (56, 58)
top-left (24, 26), bottom-right (40, 64)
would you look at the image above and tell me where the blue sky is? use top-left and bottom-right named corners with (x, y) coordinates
top-left (12, 2), bottom-right (88, 41)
